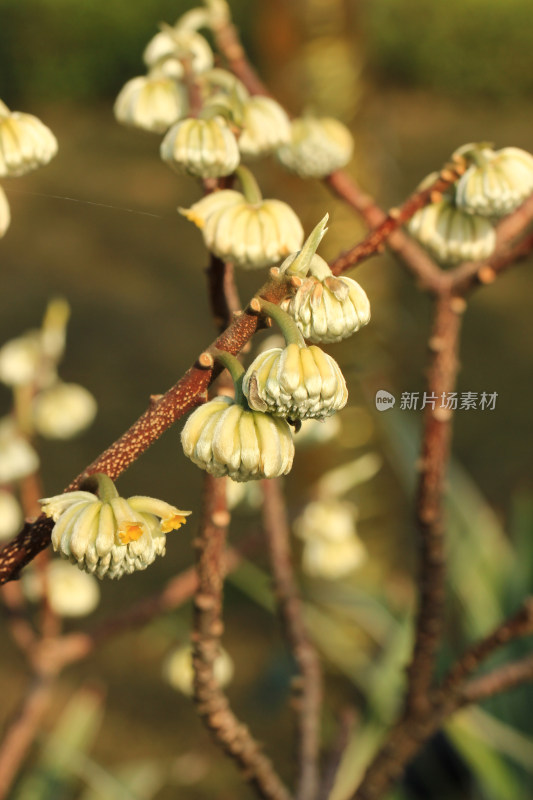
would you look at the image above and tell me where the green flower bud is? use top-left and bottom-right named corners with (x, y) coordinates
top-left (114, 71), bottom-right (187, 134)
top-left (277, 116), bottom-right (353, 178)
top-left (180, 188), bottom-right (304, 268)
top-left (242, 343), bottom-right (348, 421)
top-left (0, 185), bottom-right (9, 238)
top-left (181, 395), bottom-right (294, 481)
top-left (238, 96), bottom-right (291, 160)
top-left (161, 115), bottom-right (240, 178)
top-left (0, 100), bottom-right (57, 177)
top-left (454, 144), bottom-right (533, 217)
top-left (40, 479), bottom-right (191, 579)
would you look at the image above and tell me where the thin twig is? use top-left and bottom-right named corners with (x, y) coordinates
top-left (262, 479), bottom-right (323, 800)
top-left (460, 653), bottom-right (533, 705)
top-left (439, 597), bottom-right (533, 695)
top-left (192, 473), bottom-right (292, 800)
top-left (0, 673), bottom-right (55, 800)
top-left (317, 708), bottom-right (356, 800)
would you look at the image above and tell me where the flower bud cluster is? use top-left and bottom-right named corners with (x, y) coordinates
top-left (0, 299), bottom-right (97, 442)
top-left (180, 178), bottom-right (304, 269)
top-left (180, 218), bottom-right (369, 481)
top-left (293, 500), bottom-right (366, 580)
top-left (0, 99), bottom-right (57, 238)
top-left (40, 475), bottom-right (191, 579)
top-left (408, 144), bottom-right (533, 265)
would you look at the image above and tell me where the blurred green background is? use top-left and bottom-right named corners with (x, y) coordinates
top-left (1, 1), bottom-right (533, 799)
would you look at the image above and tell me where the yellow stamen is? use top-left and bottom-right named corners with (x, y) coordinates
top-left (161, 514), bottom-right (188, 534)
top-left (118, 522), bottom-right (144, 544)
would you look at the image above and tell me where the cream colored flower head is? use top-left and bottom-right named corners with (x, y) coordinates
top-left (181, 395), bottom-right (294, 482)
top-left (294, 499), bottom-right (366, 579)
top-left (408, 193), bottom-right (496, 265)
top-left (161, 115), bottom-right (240, 179)
top-left (33, 382), bottom-right (97, 440)
top-left (143, 26), bottom-right (213, 75)
top-left (278, 216), bottom-right (370, 342)
top-left (277, 116), bottom-right (353, 178)
top-left (453, 144), bottom-right (533, 217)
top-left (242, 343), bottom-right (348, 422)
top-left (40, 475), bottom-right (191, 579)
top-left (0, 489), bottom-right (22, 541)
top-left (163, 643), bottom-right (234, 695)
top-left (0, 100), bottom-right (57, 177)
top-left (238, 96), bottom-right (291, 160)
top-left (301, 536), bottom-right (366, 580)
top-left (22, 560), bottom-right (100, 617)
top-left (0, 417), bottom-right (39, 484)
top-left (114, 71), bottom-right (187, 134)
top-left (180, 187), bottom-right (304, 269)
top-left (0, 185), bottom-right (10, 238)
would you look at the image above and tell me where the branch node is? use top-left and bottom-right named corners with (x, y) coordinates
top-left (198, 351), bottom-right (215, 369)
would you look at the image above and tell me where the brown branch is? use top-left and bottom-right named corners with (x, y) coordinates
top-left (405, 292), bottom-right (464, 715)
top-left (261, 479), bottom-right (322, 800)
top-left (207, 255), bottom-right (242, 333)
top-left (0, 273), bottom-right (292, 584)
top-left (449, 230), bottom-right (533, 296)
top-left (192, 473), bottom-right (292, 800)
top-left (328, 167), bottom-right (465, 281)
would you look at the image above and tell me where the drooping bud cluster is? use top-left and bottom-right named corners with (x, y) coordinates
top-left (180, 167), bottom-right (303, 269)
top-left (408, 144), bottom-right (533, 265)
top-left (0, 99), bottom-right (57, 238)
top-left (294, 500), bottom-right (366, 580)
top-left (242, 343), bottom-right (347, 422)
top-left (453, 143), bottom-right (533, 217)
top-left (181, 394), bottom-right (294, 481)
top-left (0, 299), bottom-right (97, 440)
top-left (40, 474), bottom-right (191, 579)
top-left (277, 116), bottom-right (354, 178)
top-left (279, 221), bottom-right (370, 342)
top-left (408, 191), bottom-right (496, 265)
top-left (180, 218), bottom-right (369, 481)
top-left (161, 115), bottom-right (240, 178)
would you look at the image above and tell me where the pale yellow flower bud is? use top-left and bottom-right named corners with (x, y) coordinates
top-left (181, 395), bottom-right (294, 481)
top-left (161, 116), bottom-right (240, 178)
top-left (454, 144), bottom-right (533, 217)
top-left (277, 116), bottom-right (353, 178)
top-left (0, 100), bottom-right (57, 177)
top-left (301, 536), bottom-right (366, 579)
top-left (0, 418), bottom-right (39, 483)
top-left (22, 560), bottom-right (101, 617)
top-left (238, 96), bottom-right (291, 159)
top-left (0, 490), bottom-right (22, 541)
top-left (143, 28), bottom-right (213, 75)
top-left (114, 72), bottom-right (187, 134)
top-left (242, 343), bottom-right (348, 421)
top-left (163, 643), bottom-right (234, 695)
top-left (294, 500), bottom-right (366, 579)
top-left (40, 481), bottom-right (191, 579)
top-left (180, 189), bottom-right (304, 269)
top-left (281, 271), bottom-right (370, 344)
top-left (32, 382), bottom-right (97, 440)
top-left (0, 185), bottom-right (10, 238)
top-left (408, 194), bottom-right (496, 265)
